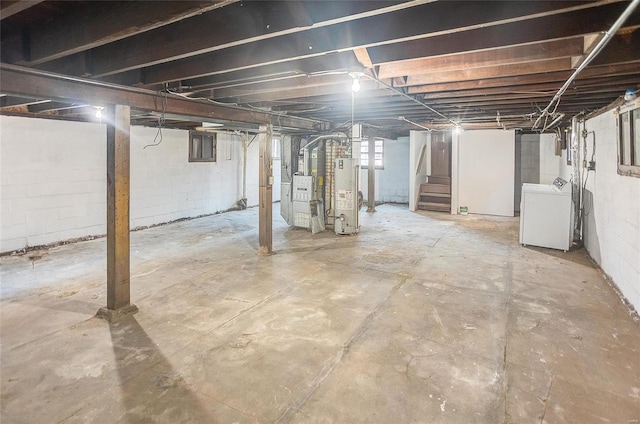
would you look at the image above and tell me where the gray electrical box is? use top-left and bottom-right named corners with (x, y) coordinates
top-left (334, 158), bottom-right (360, 235)
top-left (292, 175), bottom-right (314, 228)
top-left (289, 175), bottom-right (324, 233)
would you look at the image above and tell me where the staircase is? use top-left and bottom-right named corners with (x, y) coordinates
top-left (418, 176), bottom-right (451, 212)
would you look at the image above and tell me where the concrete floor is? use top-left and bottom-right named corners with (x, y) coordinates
top-left (1, 204), bottom-right (639, 423)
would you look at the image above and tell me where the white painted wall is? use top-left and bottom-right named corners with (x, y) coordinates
top-left (574, 112), bottom-right (639, 311)
top-left (129, 126), bottom-right (247, 228)
top-left (457, 129), bottom-right (515, 217)
top-left (409, 131), bottom-right (429, 211)
top-left (1, 117), bottom-right (107, 252)
top-left (0, 116), bottom-right (269, 253)
top-left (360, 137), bottom-right (409, 204)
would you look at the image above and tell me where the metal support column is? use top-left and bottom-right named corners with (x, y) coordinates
top-left (367, 136), bottom-right (376, 213)
top-left (97, 104), bottom-right (138, 321)
top-left (258, 124), bottom-right (273, 255)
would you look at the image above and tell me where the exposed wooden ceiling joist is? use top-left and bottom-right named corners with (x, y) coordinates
top-left (0, 0), bottom-right (44, 20)
top-left (102, 1), bottom-right (615, 86)
top-left (0, 64), bottom-right (328, 131)
top-left (34, 0), bottom-right (418, 77)
top-left (406, 62), bottom-right (640, 94)
top-left (2, 1), bottom-right (238, 65)
top-left (1, 0), bottom-right (637, 131)
top-left (377, 38), bottom-right (586, 79)
top-left (366, 2), bottom-right (639, 64)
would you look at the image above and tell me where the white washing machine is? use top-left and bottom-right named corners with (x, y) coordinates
top-left (519, 178), bottom-right (573, 251)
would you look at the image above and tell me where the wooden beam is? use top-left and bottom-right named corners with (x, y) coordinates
top-left (177, 52), bottom-right (362, 92)
top-left (404, 58), bottom-right (573, 86)
top-left (354, 48), bottom-right (374, 69)
top-left (258, 125), bottom-right (273, 255)
top-left (101, 104), bottom-right (138, 318)
top-left (37, 1), bottom-right (417, 77)
top-left (416, 75), bottom-right (640, 100)
top-left (215, 80), bottom-right (385, 104)
top-left (0, 96), bottom-right (49, 109)
top-left (406, 62), bottom-right (640, 94)
top-left (589, 28), bottom-right (640, 66)
top-left (108, 1), bottom-right (611, 85)
top-left (367, 2), bottom-right (638, 64)
top-left (6, 1), bottom-right (237, 65)
top-left (377, 38), bottom-right (585, 79)
top-left (0, 0), bottom-right (44, 20)
top-left (0, 64), bottom-right (328, 131)
top-left (212, 74), bottom-right (353, 100)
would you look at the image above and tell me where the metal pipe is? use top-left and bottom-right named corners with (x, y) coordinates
top-left (361, 74), bottom-right (458, 126)
top-left (242, 132), bottom-right (248, 203)
top-left (399, 116), bottom-right (432, 132)
top-left (301, 134), bottom-right (346, 175)
top-left (533, 0), bottom-right (640, 130)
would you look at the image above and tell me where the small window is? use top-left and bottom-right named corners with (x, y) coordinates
top-left (361, 138), bottom-right (384, 169)
top-left (189, 131), bottom-right (217, 162)
top-left (617, 106), bottom-right (640, 177)
top-left (272, 137), bottom-right (281, 159)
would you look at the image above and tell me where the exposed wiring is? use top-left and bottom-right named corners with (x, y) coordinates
top-left (165, 88), bottom-right (298, 121)
top-left (582, 124), bottom-right (597, 217)
top-left (143, 90), bottom-right (167, 149)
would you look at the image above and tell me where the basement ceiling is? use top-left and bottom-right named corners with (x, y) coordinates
top-left (1, 0), bottom-right (639, 134)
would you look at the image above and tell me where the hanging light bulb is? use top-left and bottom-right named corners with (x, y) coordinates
top-left (94, 107), bottom-right (103, 119)
top-left (351, 77), bottom-right (361, 93)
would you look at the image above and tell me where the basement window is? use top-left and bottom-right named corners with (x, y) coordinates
top-left (361, 138), bottom-right (384, 169)
top-left (617, 105), bottom-right (640, 177)
top-left (189, 131), bottom-right (217, 162)
top-left (272, 137), bottom-right (281, 159)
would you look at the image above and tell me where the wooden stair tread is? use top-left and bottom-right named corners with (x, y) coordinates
top-left (419, 192), bottom-right (451, 198)
top-left (418, 202), bottom-right (451, 211)
top-left (420, 183), bottom-right (449, 187)
top-left (427, 176), bottom-right (451, 185)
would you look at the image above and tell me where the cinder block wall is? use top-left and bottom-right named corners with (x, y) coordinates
top-left (563, 111), bottom-right (640, 311)
top-left (0, 116), bottom-right (265, 253)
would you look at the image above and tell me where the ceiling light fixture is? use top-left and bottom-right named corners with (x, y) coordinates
top-left (94, 106), bottom-right (103, 119)
top-left (351, 77), bottom-right (360, 93)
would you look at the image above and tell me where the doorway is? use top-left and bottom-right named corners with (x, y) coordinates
top-left (418, 132), bottom-right (452, 212)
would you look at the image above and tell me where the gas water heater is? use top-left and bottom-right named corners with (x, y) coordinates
top-left (334, 158), bottom-right (360, 235)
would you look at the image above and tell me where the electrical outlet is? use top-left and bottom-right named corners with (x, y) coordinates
top-left (588, 161), bottom-right (596, 171)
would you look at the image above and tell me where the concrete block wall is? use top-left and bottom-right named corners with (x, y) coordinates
top-left (129, 126), bottom-right (245, 229)
top-left (1, 117), bottom-right (107, 251)
top-left (360, 137), bottom-right (410, 204)
top-left (578, 111), bottom-right (640, 311)
top-left (0, 116), bottom-right (266, 253)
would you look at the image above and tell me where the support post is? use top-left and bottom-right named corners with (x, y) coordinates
top-left (367, 136), bottom-right (376, 213)
top-left (258, 124), bottom-right (273, 255)
top-left (98, 104), bottom-right (137, 321)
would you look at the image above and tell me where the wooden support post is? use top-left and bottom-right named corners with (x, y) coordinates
top-left (367, 136), bottom-right (376, 213)
top-left (258, 124), bottom-right (273, 255)
top-left (97, 104), bottom-right (137, 321)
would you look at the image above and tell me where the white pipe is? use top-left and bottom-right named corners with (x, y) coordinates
top-left (533, 0), bottom-right (640, 130)
top-left (242, 132), bottom-right (248, 202)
